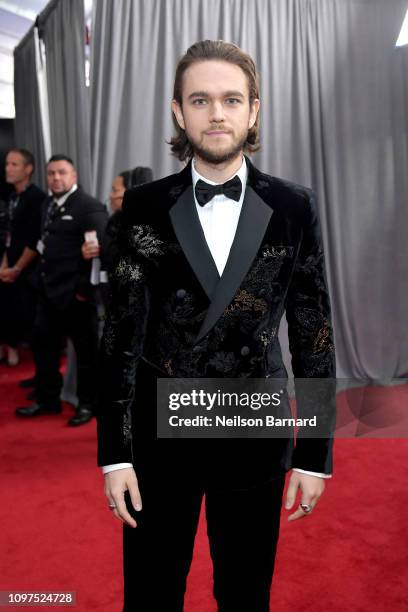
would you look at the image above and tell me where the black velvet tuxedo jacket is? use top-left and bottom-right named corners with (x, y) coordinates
top-left (97, 157), bottom-right (336, 489)
top-left (32, 188), bottom-right (108, 309)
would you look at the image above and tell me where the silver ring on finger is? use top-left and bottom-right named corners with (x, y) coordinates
top-left (299, 503), bottom-right (313, 514)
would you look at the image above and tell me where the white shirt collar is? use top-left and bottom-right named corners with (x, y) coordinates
top-left (191, 157), bottom-right (247, 192)
top-left (54, 183), bottom-right (78, 207)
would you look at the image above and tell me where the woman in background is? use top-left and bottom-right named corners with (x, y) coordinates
top-left (82, 166), bottom-right (153, 275)
top-left (109, 167), bottom-right (153, 214)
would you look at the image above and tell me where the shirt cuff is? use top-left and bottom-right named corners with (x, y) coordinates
top-left (292, 468), bottom-right (332, 479)
top-left (102, 462), bottom-right (133, 474)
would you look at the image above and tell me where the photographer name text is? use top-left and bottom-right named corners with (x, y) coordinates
top-left (168, 415), bottom-right (317, 428)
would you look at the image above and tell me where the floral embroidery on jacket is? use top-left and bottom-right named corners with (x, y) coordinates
top-left (262, 246), bottom-right (294, 258)
top-left (225, 289), bottom-right (268, 315)
top-left (313, 322), bottom-right (334, 354)
top-left (127, 224), bottom-right (165, 258)
top-left (115, 258), bottom-right (143, 283)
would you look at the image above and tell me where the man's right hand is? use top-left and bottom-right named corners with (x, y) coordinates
top-left (81, 241), bottom-right (100, 260)
top-left (104, 467), bottom-right (142, 528)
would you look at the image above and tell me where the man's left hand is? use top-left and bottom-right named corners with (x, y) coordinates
top-left (0, 267), bottom-right (20, 283)
top-left (285, 471), bottom-right (326, 521)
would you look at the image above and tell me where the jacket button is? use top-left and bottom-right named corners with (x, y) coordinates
top-left (176, 289), bottom-right (186, 299)
top-left (193, 345), bottom-right (201, 353)
top-left (240, 346), bottom-right (250, 356)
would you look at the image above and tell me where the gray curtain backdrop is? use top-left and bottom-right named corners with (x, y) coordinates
top-left (90, 0), bottom-right (408, 379)
top-left (13, 29), bottom-right (47, 190)
top-left (39, 0), bottom-right (92, 192)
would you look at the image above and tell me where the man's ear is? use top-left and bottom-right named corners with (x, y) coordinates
top-left (249, 98), bottom-right (260, 129)
top-left (171, 99), bottom-right (185, 130)
top-left (25, 163), bottom-right (34, 179)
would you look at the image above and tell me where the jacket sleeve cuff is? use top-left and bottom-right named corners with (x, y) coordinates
top-left (292, 468), bottom-right (332, 479)
top-left (102, 462), bottom-right (133, 474)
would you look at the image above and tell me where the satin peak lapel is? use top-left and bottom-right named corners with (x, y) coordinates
top-left (169, 185), bottom-right (220, 301)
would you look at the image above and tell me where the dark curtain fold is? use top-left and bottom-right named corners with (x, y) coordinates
top-left (13, 29), bottom-right (47, 190)
top-left (39, 0), bottom-right (92, 192)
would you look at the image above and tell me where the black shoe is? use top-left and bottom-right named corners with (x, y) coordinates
top-left (68, 407), bottom-right (93, 426)
top-left (19, 377), bottom-right (36, 389)
top-left (26, 390), bottom-right (36, 401)
top-left (15, 403), bottom-right (62, 417)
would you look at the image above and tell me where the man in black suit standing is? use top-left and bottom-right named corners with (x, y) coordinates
top-left (97, 41), bottom-right (335, 611)
top-left (17, 155), bottom-right (108, 426)
top-left (0, 149), bottom-right (45, 366)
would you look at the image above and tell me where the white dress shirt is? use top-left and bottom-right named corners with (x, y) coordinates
top-left (103, 158), bottom-right (331, 479)
top-left (54, 183), bottom-right (78, 207)
top-left (192, 157), bottom-right (246, 275)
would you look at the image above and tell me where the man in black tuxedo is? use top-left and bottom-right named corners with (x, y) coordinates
top-left (97, 41), bottom-right (335, 611)
top-left (0, 149), bottom-right (45, 365)
top-left (17, 155), bottom-right (108, 426)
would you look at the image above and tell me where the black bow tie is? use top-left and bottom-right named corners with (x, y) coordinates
top-left (195, 175), bottom-right (242, 207)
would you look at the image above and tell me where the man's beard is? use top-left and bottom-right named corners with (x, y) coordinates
top-left (52, 188), bottom-right (69, 197)
top-left (186, 128), bottom-right (248, 164)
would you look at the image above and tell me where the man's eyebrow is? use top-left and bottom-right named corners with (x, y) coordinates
top-left (188, 91), bottom-right (209, 100)
top-left (223, 91), bottom-right (245, 98)
top-left (187, 90), bottom-right (245, 100)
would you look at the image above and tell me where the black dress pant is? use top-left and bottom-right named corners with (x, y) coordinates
top-left (33, 293), bottom-right (99, 409)
top-left (123, 467), bottom-right (286, 612)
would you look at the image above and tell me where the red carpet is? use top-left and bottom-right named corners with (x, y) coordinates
top-left (1, 351), bottom-right (407, 611)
